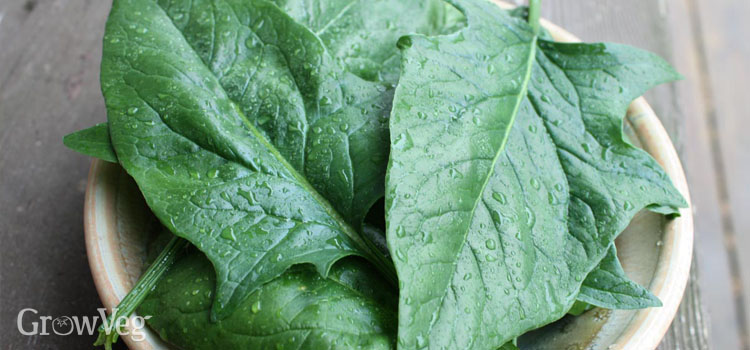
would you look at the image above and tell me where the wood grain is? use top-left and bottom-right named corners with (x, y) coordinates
top-left (0, 0), bottom-right (123, 349)
top-left (688, 0), bottom-right (750, 348)
top-left (663, 1), bottom-right (741, 349)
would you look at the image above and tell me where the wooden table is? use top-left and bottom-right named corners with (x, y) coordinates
top-left (1, 0), bottom-right (746, 349)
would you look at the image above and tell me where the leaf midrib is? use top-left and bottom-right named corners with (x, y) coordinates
top-left (314, 0), bottom-right (357, 36)
top-left (425, 35), bottom-right (539, 336)
top-left (148, 0), bottom-right (373, 263)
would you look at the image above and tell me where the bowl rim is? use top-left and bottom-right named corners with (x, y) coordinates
top-left (84, 3), bottom-right (694, 349)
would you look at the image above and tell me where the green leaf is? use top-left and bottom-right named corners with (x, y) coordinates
top-left (440, 2), bottom-right (467, 35)
top-left (386, 1), bottom-right (543, 348)
top-left (66, 0), bottom-right (442, 227)
top-left (577, 245), bottom-right (661, 309)
top-left (102, 0), bottom-right (395, 319)
top-left (362, 223), bottom-right (390, 259)
top-left (63, 123), bottom-right (118, 163)
top-left (139, 253), bottom-right (397, 350)
top-left (65, 0), bottom-right (447, 200)
top-left (499, 342), bottom-right (520, 350)
top-left (523, 39), bottom-right (687, 317)
top-left (153, 0), bottom-right (390, 227)
top-left (386, 2), bottom-right (686, 348)
top-left (567, 300), bottom-right (594, 316)
top-left (528, 40), bottom-right (687, 252)
top-left (505, 5), bottom-right (667, 311)
top-left (269, 0), bottom-right (451, 84)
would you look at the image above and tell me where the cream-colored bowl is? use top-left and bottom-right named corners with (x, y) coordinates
top-left (84, 3), bottom-right (694, 349)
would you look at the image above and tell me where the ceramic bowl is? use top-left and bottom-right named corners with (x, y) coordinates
top-left (84, 3), bottom-right (694, 349)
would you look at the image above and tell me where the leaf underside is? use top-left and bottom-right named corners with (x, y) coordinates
top-left (567, 300), bottom-right (594, 316)
top-left (577, 245), bottom-right (661, 309)
top-left (63, 123), bottom-right (118, 163)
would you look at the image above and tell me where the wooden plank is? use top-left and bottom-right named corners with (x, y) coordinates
top-left (541, 1), bottom-right (719, 349)
top-left (0, 0), bottom-right (120, 349)
top-left (664, 0), bottom-right (744, 349)
top-left (688, 0), bottom-right (750, 348)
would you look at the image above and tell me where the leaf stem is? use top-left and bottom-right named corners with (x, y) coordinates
top-left (94, 235), bottom-right (188, 349)
top-left (360, 235), bottom-right (398, 287)
top-left (528, 0), bottom-right (541, 34)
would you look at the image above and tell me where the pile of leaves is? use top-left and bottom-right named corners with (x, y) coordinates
top-left (64, 0), bottom-right (687, 349)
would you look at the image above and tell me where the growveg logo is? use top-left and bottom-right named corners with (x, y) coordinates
top-left (16, 308), bottom-right (152, 341)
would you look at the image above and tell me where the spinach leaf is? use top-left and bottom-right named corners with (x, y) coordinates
top-left (577, 245), bottom-right (661, 309)
top-left (102, 0), bottom-right (394, 320)
top-left (527, 39), bottom-right (686, 254)
top-left (66, 0), bottom-right (453, 159)
top-left (567, 300), bottom-right (594, 316)
top-left (386, 0), bottom-right (544, 348)
top-left (524, 40), bottom-right (687, 319)
top-left (505, 6), bottom-right (670, 310)
top-left (499, 343), bottom-right (520, 350)
top-left (70, 0), bottom-right (446, 226)
top-left (154, 0), bottom-right (389, 228)
top-left (439, 2), bottom-right (467, 35)
top-left (139, 253), bottom-right (397, 350)
top-left (362, 223), bottom-right (390, 259)
top-left (67, 0), bottom-right (448, 167)
top-left (269, 0), bottom-right (451, 85)
top-left (63, 123), bottom-right (118, 163)
top-left (386, 2), bottom-right (685, 349)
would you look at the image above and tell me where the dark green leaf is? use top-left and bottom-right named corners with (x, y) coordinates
top-left (362, 223), bottom-right (390, 259)
top-left (102, 0), bottom-right (395, 319)
top-left (528, 40), bottom-right (687, 254)
top-left (139, 253), bottom-right (397, 350)
top-left (63, 123), bottom-right (118, 163)
top-left (386, 1), bottom-right (544, 348)
top-left (499, 342), bottom-right (520, 350)
top-left (577, 245), bottom-right (661, 309)
top-left (269, 0), bottom-right (451, 84)
top-left (524, 40), bottom-right (687, 319)
top-left (64, 0), bottom-right (458, 169)
top-left (67, 0), bottom-right (441, 228)
top-left (154, 0), bottom-right (390, 227)
top-left (567, 300), bottom-right (594, 316)
top-left (506, 6), bottom-right (668, 310)
top-left (386, 3), bottom-right (685, 349)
